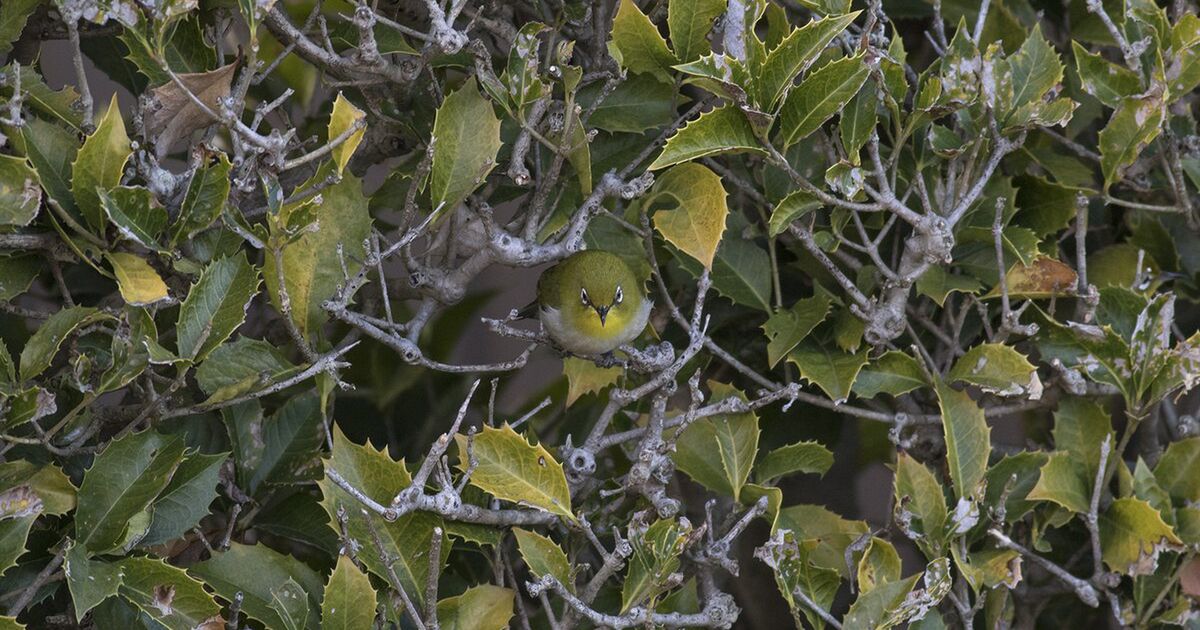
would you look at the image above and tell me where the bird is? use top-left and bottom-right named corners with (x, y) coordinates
top-left (537, 250), bottom-right (651, 355)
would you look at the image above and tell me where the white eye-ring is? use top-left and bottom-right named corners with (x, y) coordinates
top-left (614, 285), bottom-right (623, 305)
top-left (580, 287), bottom-right (590, 305)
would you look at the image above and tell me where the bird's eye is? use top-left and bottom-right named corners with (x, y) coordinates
top-left (580, 287), bottom-right (590, 306)
top-left (614, 286), bottom-right (623, 305)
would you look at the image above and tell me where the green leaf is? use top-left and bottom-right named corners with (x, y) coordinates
top-left (72, 94), bottom-right (132, 230)
top-left (107, 252), bottom-right (170, 306)
top-left (1072, 40), bottom-right (1141, 108)
top-left (648, 106), bottom-right (766, 170)
top-left (894, 452), bottom-right (949, 555)
top-left (778, 54), bottom-right (870, 148)
top-left (436, 585), bottom-right (514, 630)
top-left (680, 234), bottom-right (772, 311)
top-left (65, 543), bottom-right (123, 619)
top-left (1099, 497), bottom-right (1183, 576)
top-left (0, 516), bottom-right (33, 576)
top-left (265, 172), bottom-right (371, 340)
top-left (856, 537), bottom-right (901, 594)
top-left (916, 265), bottom-right (981, 307)
top-left (1028, 452), bottom-right (1091, 513)
top-left (609, 0), bottom-right (677, 82)
top-left (231, 393), bottom-right (324, 494)
top-left (984, 451), bottom-right (1048, 522)
top-left (935, 378), bottom-right (991, 500)
top-left (19, 306), bottom-right (112, 381)
top-left (17, 117), bottom-right (80, 220)
top-left (177, 252), bottom-right (260, 361)
top-left (455, 423), bottom-right (574, 521)
top-left (0, 155), bottom-right (40, 227)
top-left (1052, 397), bottom-right (1113, 484)
top-left (649, 163), bottom-right (728, 269)
top-left (1153, 437), bottom-right (1200, 503)
top-left (755, 12), bottom-right (859, 110)
top-left (1099, 90), bottom-right (1165, 191)
top-left (786, 340), bottom-right (868, 403)
top-left (195, 337), bottom-right (298, 401)
top-left (580, 74), bottom-right (676, 133)
top-left (0, 255), bottom-right (40, 302)
top-left (622, 519), bottom-right (691, 613)
top-left (0, 0), bottom-right (39, 56)
top-left (328, 93), bottom-right (366, 175)
top-left (1005, 26), bottom-right (1063, 117)
top-left (191, 542), bottom-right (324, 629)
top-left (513, 528), bottom-right (572, 592)
top-left (756, 440), bottom-right (833, 481)
top-left (1, 65), bottom-right (81, 129)
top-left (562, 356), bottom-right (621, 406)
top-left (948, 343), bottom-right (1041, 398)
top-left (140, 452), bottom-right (226, 547)
top-left (271, 578), bottom-right (311, 630)
top-left (430, 76), bottom-right (502, 216)
top-left (100, 186), bottom-right (168, 250)
top-left (852, 350), bottom-right (927, 398)
top-left (776, 504), bottom-right (869, 575)
top-left (667, 0), bottom-right (724, 63)
top-left (839, 80), bottom-right (877, 163)
top-left (768, 190), bottom-right (820, 237)
top-left (320, 426), bottom-right (441, 605)
top-left (171, 152), bottom-right (231, 244)
top-left (75, 429), bottom-right (185, 554)
top-left (842, 573), bottom-right (922, 629)
top-left (673, 382), bottom-right (759, 499)
top-left (763, 293), bottom-right (831, 368)
top-left (757, 531), bottom-right (840, 629)
top-left (321, 555), bottom-right (377, 630)
top-left (118, 556), bottom-right (222, 630)
top-left (0, 461), bottom-right (75, 516)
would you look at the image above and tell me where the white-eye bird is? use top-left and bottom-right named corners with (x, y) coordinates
top-left (537, 250), bottom-right (651, 355)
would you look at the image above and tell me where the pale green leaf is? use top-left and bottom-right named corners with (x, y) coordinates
top-left (609, 0), bottom-right (677, 82)
top-left (762, 293), bottom-right (831, 368)
top-left (839, 80), bottom-right (877, 163)
top-left (787, 340), bottom-right (868, 403)
top-left (757, 531), bottom-right (840, 628)
top-left (1052, 397), bottom-right (1113, 484)
top-left (328, 93), bottom-right (366, 175)
top-left (856, 537), bottom-right (901, 594)
top-left (1072, 41), bottom-right (1141, 108)
top-left (513, 528), bottom-right (572, 592)
top-left (667, 0), bottom-right (724, 63)
top-left (437, 585), bottom-right (514, 630)
top-left (1006, 25), bottom-right (1063, 115)
top-left (71, 94), bottom-right (131, 230)
top-left (0, 461), bottom-right (75, 516)
top-left (1028, 452), bottom-right (1091, 513)
top-left (455, 424), bottom-right (574, 521)
top-left (100, 186), bottom-right (167, 250)
top-left (1153, 437), bottom-right (1200, 503)
top-left (649, 163), bottom-right (728, 269)
top-left (562, 356), bottom-right (621, 406)
top-left (1099, 497), bottom-right (1183, 576)
top-left (673, 382), bottom-right (759, 499)
top-left (648, 106), bottom-right (766, 170)
top-left (948, 343), bottom-right (1041, 398)
top-left (19, 306), bottom-right (113, 381)
top-left (756, 440), bottom-right (833, 481)
top-left (894, 452), bottom-right (948, 556)
top-left (1099, 91), bottom-right (1165, 190)
top-left (321, 555), bottom-right (377, 630)
top-left (621, 519), bottom-right (690, 613)
top-left (768, 190), bottom-right (820, 237)
top-left (176, 252), bottom-right (260, 361)
top-left (776, 504), bottom-right (869, 575)
top-left (935, 378), bottom-right (991, 500)
top-left (842, 573), bottom-right (922, 630)
top-left (172, 152), bottom-right (231, 244)
top-left (778, 54), bottom-right (869, 148)
top-left (852, 350), bottom-right (927, 398)
top-left (430, 77), bottom-right (502, 215)
top-left (0, 155), bottom-right (40, 226)
top-left (107, 252), bottom-right (170, 306)
top-left (195, 337), bottom-right (298, 401)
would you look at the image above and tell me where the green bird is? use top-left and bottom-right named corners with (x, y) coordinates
top-left (537, 250), bottom-right (651, 355)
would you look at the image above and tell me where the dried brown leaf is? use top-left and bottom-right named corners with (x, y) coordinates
top-left (145, 62), bottom-right (238, 159)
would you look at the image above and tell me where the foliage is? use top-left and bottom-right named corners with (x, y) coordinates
top-left (0, 0), bottom-right (1199, 628)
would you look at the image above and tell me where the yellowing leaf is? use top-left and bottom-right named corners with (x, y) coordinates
top-left (648, 106), bottom-right (766, 170)
top-left (72, 94), bottom-right (131, 230)
top-left (649, 163), bottom-right (728, 269)
top-left (455, 424), bottom-right (574, 521)
top-left (107, 252), bottom-right (169, 306)
top-left (948, 343), bottom-right (1041, 398)
top-left (1099, 88), bottom-right (1166, 191)
top-left (609, 0), bottom-right (676, 82)
top-left (513, 528), bottom-right (572, 592)
top-left (562, 357), bottom-right (621, 406)
top-left (935, 378), bottom-right (990, 500)
top-left (437, 584), bottom-right (514, 630)
top-left (322, 555), bottom-right (377, 630)
top-left (431, 77), bottom-right (502, 216)
top-left (983, 256), bottom-right (1077, 299)
top-left (1099, 497), bottom-right (1183, 576)
top-left (328, 93), bottom-right (366, 175)
top-left (1027, 452), bottom-right (1091, 513)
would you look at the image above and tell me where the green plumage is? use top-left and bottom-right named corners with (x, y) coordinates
top-left (537, 250), bottom-right (650, 354)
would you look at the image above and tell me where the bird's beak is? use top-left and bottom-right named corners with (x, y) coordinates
top-left (595, 305), bottom-right (609, 326)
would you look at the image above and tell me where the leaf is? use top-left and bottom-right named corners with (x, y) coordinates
top-left (756, 530), bottom-right (840, 629)
top-left (455, 423), bottom-right (574, 521)
top-left (0, 516), bottom-right (33, 576)
top-left (787, 340), bottom-right (868, 404)
top-left (1071, 41), bottom-right (1141, 108)
top-left (984, 452), bottom-right (1048, 522)
top-left (1027, 452), bottom-right (1091, 513)
top-left (17, 117), bottom-right (80, 220)
top-left (72, 94), bottom-right (132, 231)
top-left (1, 65), bottom-right (82, 129)
top-left (107, 252), bottom-right (170, 306)
top-left (1005, 26), bottom-right (1063, 117)
top-left (328, 93), bottom-right (366, 176)
top-left (648, 106), bottom-right (766, 170)
top-left (763, 293), bottom-right (832, 368)
top-left (842, 574), bottom-right (922, 629)
top-left (562, 357), bottom-right (621, 406)
top-left (65, 543), bottom-right (124, 619)
top-left (235, 393), bottom-right (324, 494)
top-left (673, 382), bottom-right (759, 499)
top-left (776, 504), bottom-right (869, 575)
top-left (1051, 397), bottom-right (1113, 484)
top-left (1099, 497), bottom-right (1183, 576)
top-left (140, 452), bottom-right (226, 547)
top-left (948, 343), bottom-right (1041, 398)
top-left (648, 163), bottom-right (728, 269)
top-left (839, 80), bottom-right (877, 163)
top-left (321, 555), bottom-right (377, 630)
top-left (271, 578), bottom-right (311, 630)
top-left (755, 12), bottom-right (859, 110)
top-left (580, 74), bottom-right (676, 133)
top-left (436, 585), bottom-right (514, 630)
top-left (677, 234), bottom-right (772, 311)
top-left (622, 519), bottom-right (691, 613)
top-left (101, 186), bottom-right (168, 250)
top-left (19, 306), bottom-right (113, 381)
top-left (778, 54), bottom-right (870, 148)
top-left (145, 62), bottom-right (237, 160)
top-left (609, 0), bottom-right (676, 82)
top-left (0, 0), bottom-right (40, 56)
top-left (176, 252), bottom-right (260, 361)
top-left (172, 152), bottom-right (231, 244)
top-left (935, 378), bottom-right (991, 500)
top-left (0, 155), bottom-right (41, 226)
top-left (264, 172), bottom-right (371, 340)
top-left (1153, 437), bottom-right (1200, 503)
top-left (856, 537), bottom-right (901, 594)
top-left (75, 429), bottom-right (185, 554)
top-left (894, 453), bottom-right (948, 555)
top-left (756, 441), bottom-right (833, 481)
top-left (118, 556), bottom-right (222, 630)
top-left (667, 0), bottom-right (724, 63)
top-left (191, 542), bottom-right (324, 629)
top-left (768, 190), bottom-right (820, 237)
top-left (0, 461), bottom-right (75, 516)
top-left (319, 427), bottom-right (441, 606)
top-left (430, 76), bottom-right (502, 215)
top-left (1099, 89), bottom-right (1165, 191)
top-left (513, 528), bottom-right (572, 592)
top-left (983, 256), bottom-right (1077, 299)
top-left (195, 337), bottom-right (298, 401)
top-left (852, 350), bottom-right (927, 398)
top-left (916, 265), bottom-right (981, 306)
top-left (0, 255), bottom-right (40, 301)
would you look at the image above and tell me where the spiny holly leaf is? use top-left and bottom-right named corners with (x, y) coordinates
top-left (328, 92), bottom-right (366, 175)
top-left (673, 381), bottom-right (759, 500)
top-left (100, 186), bottom-right (168, 251)
top-left (1051, 397), bottom-right (1113, 484)
top-left (321, 555), bottom-right (378, 630)
top-left (648, 106), bottom-right (766, 170)
top-left (225, 395), bottom-right (324, 495)
top-left (778, 54), bottom-right (869, 148)
top-left (19, 306), bottom-right (113, 381)
top-left (0, 0), bottom-right (39, 57)
top-left (455, 424), bottom-right (574, 521)
top-left (430, 76), bottom-right (502, 216)
top-left (190, 542), bottom-right (324, 629)
top-left (768, 190), bottom-right (820, 237)
top-left (852, 350), bottom-right (927, 398)
top-left (117, 556), bottom-right (223, 630)
top-left (513, 528), bottom-right (572, 592)
top-left (1099, 88), bottom-right (1166, 191)
top-left (71, 94), bottom-right (131, 231)
top-left (562, 356), bottom-right (621, 406)
top-left (776, 504), bottom-right (869, 576)
top-left (916, 265), bottom-right (981, 306)
top-left (1004, 25), bottom-right (1064, 123)
top-left (1154, 437), bottom-right (1200, 503)
top-left (762, 293), bottom-right (831, 368)
top-left (667, 0), bottom-right (724, 63)
top-left (984, 452), bottom-right (1048, 523)
top-left (756, 531), bottom-right (840, 629)
top-left (176, 252), bottom-right (260, 361)
top-left (894, 452), bottom-right (948, 556)
top-left (648, 163), bottom-right (728, 269)
top-left (755, 12), bottom-right (859, 110)
top-left (608, 0), bottom-right (676, 82)
top-left (65, 543), bottom-right (123, 619)
top-left (1028, 452), bottom-right (1091, 514)
top-left (171, 152), bottom-right (231, 244)
top-left (17, 117), bottom-right (80, 221)
top-left (0, 155), bottom-right (40, 227)
top-left (140, 451), bottom-right (226, 547)
top-left (195, 337), bottom-right (298, 403)
top-left (1072, 41), bottom-right (1141, 108)
top-left (787, 340), bottom-right (868, 404)
top-left (621, 518), bottom-right (692, 613)
top-left (948, 343), bottom-right (1041, 398)
top-left (1099, 497), bottom-right (1183, 576)
top-left (755, 440), bottom-right (833, 482)
top-left (106, 252), bottom-right (170, 306)
top-left (436, 584), bottom-right (514, 630)
top-left (935, 378), bottom-right (991, 500)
